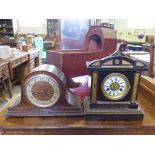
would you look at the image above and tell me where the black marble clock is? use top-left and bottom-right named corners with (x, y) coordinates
top-left (84, 51), bottom-right (148, 120)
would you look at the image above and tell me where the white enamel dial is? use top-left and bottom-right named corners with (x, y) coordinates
top-left (101, 73), bottom-right (131, 100)
top-left (24, 75), bottom-right (60, 107)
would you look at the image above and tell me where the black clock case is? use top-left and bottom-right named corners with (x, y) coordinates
top-left (96, 71), bottom-right (134, 102)
top-left (84, 51), bottom-right (148, 121)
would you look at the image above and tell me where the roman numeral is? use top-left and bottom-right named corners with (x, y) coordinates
top-left (106, 82), bottom-right (110, 85)
top-left (110, 79), bottom-right (113, 83)
top-left (106, 88), bottom-right (110, 91)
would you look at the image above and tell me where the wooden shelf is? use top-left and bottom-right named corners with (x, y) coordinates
top-left (0, 32), bottom-right (13, 34)
top-left (0, 26), bottom-right (13, 28)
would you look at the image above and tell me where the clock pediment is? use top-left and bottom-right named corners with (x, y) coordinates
top-left (87, 52), bottom-right (148, 72)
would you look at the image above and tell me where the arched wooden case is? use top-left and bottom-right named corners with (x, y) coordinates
top-left (6, 64), bottom-right (83, 116)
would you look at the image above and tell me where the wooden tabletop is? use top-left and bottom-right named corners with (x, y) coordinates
top-left (4, 52), bottom-right (28, 61)
top-left (0, 49), bottom-right (40, 63)
top-left (130, 54), bottom-right (150, 63)
top-left (123, 51), bottom-right (149, 55)
top-left (0, 61), bottom-right (9, 67)
top-left (123, 51), bottom-right (150, 63)
top-left (0, 78), bottom-right (155, 135)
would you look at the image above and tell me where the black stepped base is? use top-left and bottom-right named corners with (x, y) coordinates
top-left (84, 113), bottom-right (144, 121)
top-left (84, 97), bottom-right (144, 121)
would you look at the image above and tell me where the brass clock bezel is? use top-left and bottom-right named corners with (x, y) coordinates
top-left (101, 73), bottom-right (131, 101)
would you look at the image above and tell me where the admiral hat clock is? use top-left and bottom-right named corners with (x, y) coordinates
top-left (6, 64), bottom-right (83, 116)
top-left (84, 51), bottom-right (148, 120)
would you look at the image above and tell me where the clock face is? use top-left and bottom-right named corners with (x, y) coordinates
top-left (24, 75), bottom-right (60, 108)
top-left (101, 73), bottom-right (131, 100)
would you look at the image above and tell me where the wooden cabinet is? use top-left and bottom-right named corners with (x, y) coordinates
top-left (47, 19), bottom-right (59, 38)
top-left (0, 19), bottom-right (14, 39)
top-left (0, 19), bottom-right (16, 47)
top-left (28, 49), bottom-right (42, 72)
top-left (0, 62), bottom-right (10, 81)
top-left (0, 62), bottom-right (12, 101)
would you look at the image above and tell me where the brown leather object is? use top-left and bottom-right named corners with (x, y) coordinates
top-left (46, 26), bottom-right (117, 78)
top-left (85, 26), bottom-right (117, 52)
top-left (46, 50), bottom-right (113, 78)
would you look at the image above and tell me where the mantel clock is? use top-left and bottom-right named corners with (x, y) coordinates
top-left (7, 64), bottom-right (83, 116)
top-left (84, 51), bottom-right (148, 120)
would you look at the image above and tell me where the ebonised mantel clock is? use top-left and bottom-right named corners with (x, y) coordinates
top-left (84, 51), bottom-right (148, 120)
top-left (6, 64), bottom-right (83, 117)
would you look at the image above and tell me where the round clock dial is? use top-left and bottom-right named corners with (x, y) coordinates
top-left (24, 75), bottom-right (60, 108)
top-left (101, 73), bottom-right (131, 100)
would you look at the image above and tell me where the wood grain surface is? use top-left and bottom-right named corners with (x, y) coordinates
top-left (0, 77), bottom-right (155, 135)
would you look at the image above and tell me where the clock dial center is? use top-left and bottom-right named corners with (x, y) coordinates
top-left (110, 82), bottom-right (120, 91)
top-left (31, 81), bottom-right (54, 101)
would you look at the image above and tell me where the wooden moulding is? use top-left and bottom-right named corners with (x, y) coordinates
top-left (140, 75), bottom-right (155, 98)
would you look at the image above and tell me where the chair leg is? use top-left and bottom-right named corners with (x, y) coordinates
top-left (6, 78), bottom-right (13, 98)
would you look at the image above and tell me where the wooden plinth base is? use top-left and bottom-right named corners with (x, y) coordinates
top-left (84, 97), bottom-right (144, 121)
top-left (6, 106), bottom-right (83, 117)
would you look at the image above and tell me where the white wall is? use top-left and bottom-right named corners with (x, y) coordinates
top-left (13, 19), bottom-right (155, 41)
top-left (114, 19), bottom-right (155, 42)
top-left (13, 19), bottom-right (47, 34)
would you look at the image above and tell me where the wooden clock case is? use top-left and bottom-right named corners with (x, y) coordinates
top-left (6, 64), bottom-right (83, 117)
top-left (84, 51), bottom-right (148, 120)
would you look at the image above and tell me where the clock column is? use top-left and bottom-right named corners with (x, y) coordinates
top-left (131, 72), bottom-right (140, 104)
top-left (91, 72), bottom-right (98, 103)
